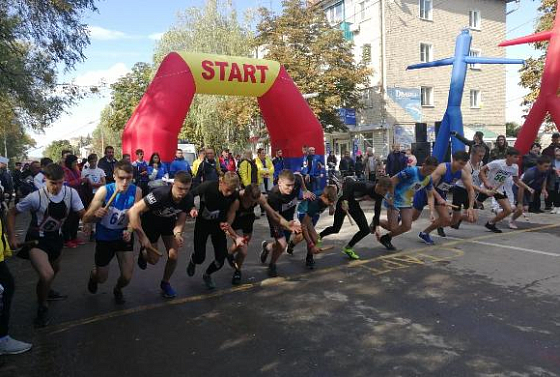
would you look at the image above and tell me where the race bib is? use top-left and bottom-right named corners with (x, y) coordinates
top-left (281, 197), bottom-right (298, 212)
top-left (100, 207), bottom-right (128, 230)
top-left (39, 216), bottom-right (63, 232)
top-left (202, 207), bottom-right (220, 220)
top-left (494, 170), bottom-right (511, 184)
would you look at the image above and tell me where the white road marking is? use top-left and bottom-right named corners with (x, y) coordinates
top-left (440, 235), bottom-right (560, 257)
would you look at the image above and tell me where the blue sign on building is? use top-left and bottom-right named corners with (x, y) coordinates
top-left (387, 87), bottom-right (422, 122)
top-left (339, 108), bottom-right (357, 125)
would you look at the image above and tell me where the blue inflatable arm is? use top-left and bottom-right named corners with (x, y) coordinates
top-left (406, 58), bottom-right (454, 70)
top-left (464, 57), bottom-right (525, 65)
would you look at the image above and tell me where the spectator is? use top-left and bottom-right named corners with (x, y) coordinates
top-left (490, 135), bottom-right (508, 161)
top-left (523, 143), bottom-right (542, 213)
top-left (542, 132), bottom-right (560, 158)
top-left (19, 161), bottom-right (40, 197)
top-left (148, 152), bottom-right (168, 189)
top-left (60, 150), bottom-right (72, 166)
top-left (327, 151), bottom-right (337, 171)
top-left (195, 147), bottom-right (220, 183)
top-left (62, 154), bottom-right (86, 248)
top-left (300, 145), bottom-right (308, 170)
top-left (98, 146), bottom-right (116, 184)
top-left (219, 149), bottom-right (236, 173)
top-left (302, 146), bottom-right (323, 192)
top-left (548, 148), bottom-right (560, 214)
top-left (192, 148), bottom-right (206, 179)
top-left (78, 158), bottom-right (88, 171)
top-left (339, 151), bottom-right (355, 177)
top-left (255, 148), bottom-right (274, 194)
top-left (238, 150), bottom-right (258, 188)
top-left (33, 158), bottom-right (52, 190)
top-left (405, 148), bottom-right (417, 167)
top-left (169, 149), bottom-right (191, 178)
top-left (122, 154), bottom-right (131, 163)
top-left (364, 147), bottom-right (381, 182)
top-left (0, 158), bottom-right (13, 203)
top-left (272, 149), bottom-right (284, 183)
top-left (355, 154), bottom-right (364, 180)
top-left (385, 143), bottom-right (408, 177)
top-left (451, 130), bottom-right (490, 164)
top-left (81, 154), bottom-right (106, 197)
top-left (11, 162), bottom-right (22, 203)
top-left (132, 149), bottom-right (149, 196)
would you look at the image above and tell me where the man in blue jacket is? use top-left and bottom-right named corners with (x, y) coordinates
top-left (302, 146), bottom-right (323, 193)
top-left (169, 149), bottom-right (192, 178)
top-left (272, 149), bottom-right (284, 184)
top-left (385, 143), bottom-right (408, 177)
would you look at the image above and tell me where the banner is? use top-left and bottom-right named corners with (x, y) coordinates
top-left (339, 108), bottom-right (356, 125)
top-left (387, 87), bottom-right (422, 122)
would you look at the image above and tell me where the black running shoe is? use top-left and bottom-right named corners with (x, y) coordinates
top-left (267, 263), bottom-right (278, 277)
top-left (87, 273), bottom-right (98, 294)
top-left (286, 241), bottom-right (295, 255)
top-left (137, 250), bottom-right (147, 270)
top-left (305, 253), bottom-right (315, 270)
top-left (379, 234), bottom-right (396, 251)
top-left (260, 241), bottom-right (270, 264)
top-left (47, 289), bottom-right (68, 301)
top-left (113, 287), bottom-right (125, 304)
top-left (203, 274), bottom-right (216, 290)
top-left (485, 222), bottom-right (502, 233)
top-left (232, 270), bottom-right (242, 285)
top-left (437, 227), bottom-right (446, 237)
top-left (187, 259), bottom-right (196, 277)
top-left (451, 220), bottom-right (462, 230)
top-left (34, 306), bottom-right (50, 328)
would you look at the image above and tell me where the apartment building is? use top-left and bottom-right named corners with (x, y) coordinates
top-left (317, 0), bottom-right (513, 158)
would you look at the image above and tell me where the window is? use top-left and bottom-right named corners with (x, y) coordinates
top-left (326, 2), bottom-right (344, 25)
top-left (360, 2), bottom-right (366, 21)
top-left (421, 86), bottom-right (433, 106)
top-left (470, 90), bottom-right (481, 108)
top-left (419, 0), bottom-right (433, 20)
top-left (362, 44), bottom-right (371, 63)
top-left (469, 49), bottom-right (481, 70)
top-left (469, 10), bottom-right (481, 29)
top-left (420, 43), bottom-right (433, 63)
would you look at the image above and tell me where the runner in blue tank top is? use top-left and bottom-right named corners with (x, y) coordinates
top-left (415, 151), bottom-right (475, 245)
top-left (83, 161), bottom-right (142, 304)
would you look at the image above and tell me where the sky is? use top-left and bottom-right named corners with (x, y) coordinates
top-left (29, 0), bottom-right (541, 156)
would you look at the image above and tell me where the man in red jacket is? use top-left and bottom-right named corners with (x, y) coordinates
top-left (220, 149), bottom-right (236, 173)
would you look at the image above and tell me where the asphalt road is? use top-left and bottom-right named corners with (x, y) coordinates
top-left (1, 205), bottom-right (560, 377)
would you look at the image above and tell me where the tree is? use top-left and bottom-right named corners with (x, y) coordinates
top-left (91, 106), bottom-right (124, 158)
top-left (0, 100), bottom-right (37, 161)
top-left (0, 1), bottom-right (98, 130)
top-left (255, 0), bottom-right (370, 131)
top-left (518, 0), bottom-right (556, 124)
top-left (44, 140), bottom-right (74, 161)
top-left (153, 0), bottom-right (260, 151)
top-left (506, 122), bottom-right (521, 137)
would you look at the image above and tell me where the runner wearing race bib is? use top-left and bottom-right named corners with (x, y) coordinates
top-left (83, 161), bottom-right (141, 304)
top-left (7, 163), bottom-right (85, 328)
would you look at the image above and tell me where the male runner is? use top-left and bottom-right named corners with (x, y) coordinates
top-left (128, 171), bottom-right (198, 298)
top-left (186, 172), bottom-right (239, 289)
top-left (83, 161), bottom-right (142, 304)
top-left (260, 169), bottom-right (314, 277)
top-left (509, 155), bottom-right (551, 229)
top-left (319, 177), bottom-right (393, 259)
top-left (379, 156), bottom-right (439, 251)
top-left (7, 164), bottom-right (85, 327)
top-left (414, 151), bottom-right (475, 245)
top-left (223, 183), bottom-right (300, 284)
top-left (478, 148), bottom-right (534, 233)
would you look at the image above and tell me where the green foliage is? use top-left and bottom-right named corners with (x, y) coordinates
top-left (43, 140), bottom-right (74, 161)
top-left (91, 106), bottom-right (124, 158)
top-left (506, 122), bottom-right (521, 137)
top-left (255, 0), bottom-right (370, 131)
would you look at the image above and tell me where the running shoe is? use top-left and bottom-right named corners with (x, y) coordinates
top-left (64, 240), bottom-right (77, 249)
top-left (286, 241), bottom-right (295, 255)
top-left (267, 263), bottom-right (278, 277)
top-left (485, 222), bottom-right (502, 233)
top-left (202, 274), bottom-right (216, 290)
top-left (87, 273), bottom-right (98, 294)
top-left (160, 281), bottom-right (177, 298)
top-left (232, 270), bottom-right (242, 285)
top-left (137, 250), bottom-right (147, 270)
top-left (0, 336), bottom-right (32, 355)
top-left (73, 238), bottom-right (86, 246)
top-left (451, 220), bottom-right (462, 230)
top-left (379, 234), bottom-right (396, 251)
top-left (186, 259), bottom-right (196, 277)
top-left (437, 227), bottom-right (446, 237)
top-left (418, 232), bottom-right (435, 245)
top-left (305, 253), bottom-right (316, 269)
top-left (113, 287), bottom-right (125, 304)
top-left (47, 289), bottom-right (68, 301)
top-left (551, 208), bottom-right (559, 214)
top-left (508, 221), bottom-right (518, 229)
top-left (260, 241), bottom-right (270, 264)
top-left (342, 246), bottom-right (360, 260)
top-left (34, 306), bottom-right (50, 328)
top-left (316, 236), bottom-right (323, 249)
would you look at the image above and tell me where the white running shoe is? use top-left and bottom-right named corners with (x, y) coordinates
top-left (508, 221), bottom-right (518, 229)
top-left (551, 208), bottom-right (558, 214)
top-left (0, 336), bottom-right (32, 355)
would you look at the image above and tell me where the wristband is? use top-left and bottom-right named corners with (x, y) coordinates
top-left (307, 242), bottom-right (315, 248)
top-left (174, 232), bottom-right (182, 237)
top-left (125, 228), bottom-right (133, 234)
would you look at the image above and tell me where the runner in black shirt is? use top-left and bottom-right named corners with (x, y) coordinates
top-left (128, 171), bottom-right (197, 298)
top-left (320, 177), bottom-right (393, 259)
top-left (186, 172), bottom-right (239, 289)
top-left (260, 170), bottom-right (314, 277)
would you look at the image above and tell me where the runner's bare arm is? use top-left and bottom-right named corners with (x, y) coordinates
top-left (222, 199), bottom-right (242, 239)
top-left (478, 165), bottom-right (493, 189)
top-left (513, 176), bottom-right (533, 194)
top-left (83, 186), bottom-right (108, 223)
top-left (6, 207), bottom-right (19, 248)
top-left (127, 200), bottom-right (151, 247)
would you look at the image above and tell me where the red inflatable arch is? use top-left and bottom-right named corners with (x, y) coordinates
top-left (122, 52), bottom-right (324, 171)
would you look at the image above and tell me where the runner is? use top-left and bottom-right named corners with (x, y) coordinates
top-left (260, 169), bottom-right (314, 277)
top-left (413, 151), bottom-right (475, 245)
top-left (509, 155), bottom-right (551, 229)
top-left (222, 183), bottom-right (300, 284)
top-left (319, 177), bottom-right (393, 259)
top-left (186, 172), bottom-right (239, 289)
top-left (378, 156), bottom-right (439, 251)
top-left (127, 171), bottom-right (198, 298)
top-left (7, 163), bottom-right (85, 327)
top-left (83, 161), bottom-right (142, 304)
top-left (478, 148), bottom-right (534, 233)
